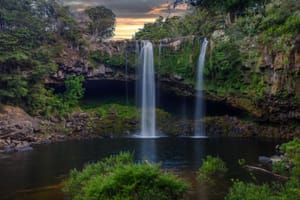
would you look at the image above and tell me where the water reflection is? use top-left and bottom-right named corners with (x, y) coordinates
top-left (0, 138), bottom-right (282, 200)
top-left (137, 139), bottom-right (157, 163)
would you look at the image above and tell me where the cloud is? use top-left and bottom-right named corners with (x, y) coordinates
top-left (114, 17), bottom-right (156, 39)
top-left (62, 0), bottom-right (188, 39)
top-left (146, 3), bottom-right (170, 15)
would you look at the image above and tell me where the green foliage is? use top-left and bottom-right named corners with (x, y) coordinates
top-left (82, 102), bottom-right (139, 135)
top-left (63, 152), bottom-right (188, 200)
top-left (280, 138), bottom-right (300, 161)
top-left (225, 181), bottom-right (275, 200)
top-left (27, 76), bottom-right (84, 117)
top-left (280, 138), bottom-right (300, 178)
top-left (226, 138), bottom-right (300, 200)
top-left (198, 156), bottom-right (228, 182)
top-left (191, 0), bottom-right (268, 15)
top-left (27, 84), bottom-right (61, 116)
top-left (85, 6), bottom-right (116, 40)
top-left (0, 0), bottom-right (83, 115)
top-left (209, 41), bottom-right (241, 75)
top-left (272, 161), bottom-right (289, 176)
top-left (155, 39), bottom-right (200, 82)
top-left (204, 40), bottom-right (246, 94)
top-left (135, 8), bottom-right (221, 40)
top-left (89, 51), bottom-right (126, 68)
top-left (135, 16), bottom-right (184, 40)
top-left (259, 0), bottom-right (300, 52)
top-left (89, 103), bottom-right (137, 121)
top-left (247, 73), bottom-right (266, 98)
top-left (63, 75), bottom-right (85, 108)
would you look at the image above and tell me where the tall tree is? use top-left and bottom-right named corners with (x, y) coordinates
top-left (85, 6), bottom-right (116, 40)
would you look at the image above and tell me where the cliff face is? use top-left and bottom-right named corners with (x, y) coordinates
top-left (242, 34), bottom-right (300, 122)
top-left (260, 35), bottom-right (300, 96)
top-left (48, 33), bottom-right (300, 124)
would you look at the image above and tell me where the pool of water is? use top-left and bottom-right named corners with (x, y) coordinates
top-left (0, 137), bottom-right (283, 200)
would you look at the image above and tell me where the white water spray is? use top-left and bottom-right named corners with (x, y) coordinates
top-left (140, 41), bottom-right (156, 137)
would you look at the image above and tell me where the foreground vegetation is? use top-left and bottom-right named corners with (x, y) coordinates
top-left (226, 138), bottom-right (300, 200)
top-left (198, 156), bottom-right (228, 183)
top-left (63, 152), bottom-right (188, 200)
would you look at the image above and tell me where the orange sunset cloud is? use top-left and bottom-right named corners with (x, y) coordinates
top-left (114, 18), bottom-right (157, 39)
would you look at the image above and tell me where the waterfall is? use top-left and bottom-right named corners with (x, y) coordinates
top-left (139, 41), bottom-right (156, 137)
top-left (194, 38), bottom-right (208, 137)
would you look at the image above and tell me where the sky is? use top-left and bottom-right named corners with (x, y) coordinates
top-left (62, 0), bottom-right (188, 39)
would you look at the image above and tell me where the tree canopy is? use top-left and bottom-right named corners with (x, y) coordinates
top-left (85, 6), bottom-right (116, 40)
top-left (0, 0), bottom-right (83, 115)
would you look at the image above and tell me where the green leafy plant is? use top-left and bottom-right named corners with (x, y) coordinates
top-left (225, 181), bottom-right (275, 200)
top-left (63, 152), bottom-right (188, 200)
top-left (272, 161), bottom-right (289, 176)
top-left (63, 75), bottom-right (85, 108)
top-left (197, 155), bottom-right (228, 182)
top-left (226, 138), bottom-right (300, 200)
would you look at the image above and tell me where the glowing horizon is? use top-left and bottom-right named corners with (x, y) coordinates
top-left (62, 0), bottom-right (188, 40)
top-left (114, 18), bottom-right (157, 40)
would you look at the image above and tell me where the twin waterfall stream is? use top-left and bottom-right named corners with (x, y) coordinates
top-left (137, 39), bottom-right (209, 138)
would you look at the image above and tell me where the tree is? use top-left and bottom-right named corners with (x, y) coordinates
top-left (189, 0), bottom-right (269, 14)
top-left (0, 0), bottom-right (82, 114)
top-left (85, 6), bottom-right (116, 40)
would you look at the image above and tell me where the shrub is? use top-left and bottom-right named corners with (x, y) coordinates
top-left (225, 181), bottom-right (275, 200)
top-left (226, 138), bottom-right (300, 200)
top-left (63, 75), bottom-right (85, 108)
top-left (197, 155), bottom-right (228, 182)
top-left (272, 161), bottom-right (289, 176)
top-left (63, 152), bottom-right (188, 200)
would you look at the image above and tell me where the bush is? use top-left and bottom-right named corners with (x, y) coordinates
top-left (226, 138), bottom-right (300, 200)
top-left (198, 155), bottom-right (228, 182)
top-left (63, 75), bottom-right (85, 108)
top-left (63, 152), bottom-right (188, 200)
top-left (225, 181), bottom-right (275, 200)
top-left (272, 161), bottom-right (289, 176)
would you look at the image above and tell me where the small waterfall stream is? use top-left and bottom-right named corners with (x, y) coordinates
top-left (139, 41), bottom-right (156, 137)
top-left (195, 38), bottom-right (208, 137)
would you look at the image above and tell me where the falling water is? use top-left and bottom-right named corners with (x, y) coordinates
top-left (140, 41), bottom-right (156, 137)
top-left (194, 38), bottom-right (208, 137)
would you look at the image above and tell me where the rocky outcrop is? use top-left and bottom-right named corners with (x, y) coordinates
top-left (0, 106), bottom-right (102, 152)
top-left (49, 61), bottom-right (135, 84)
top-left (48, 36), bottom-right (198, 84)
top-left (0, 106), bottom-right (39, 152)
top-left (202, 116), bottom-right (300, 138)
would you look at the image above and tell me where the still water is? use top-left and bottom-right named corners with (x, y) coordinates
top-left (0, 137), bottom-right (282, 200)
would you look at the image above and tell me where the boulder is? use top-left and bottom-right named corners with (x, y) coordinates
top-left (15, 142), bottom-right (33, 152)
top-left (259, 156), bottom-right (272, 165)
